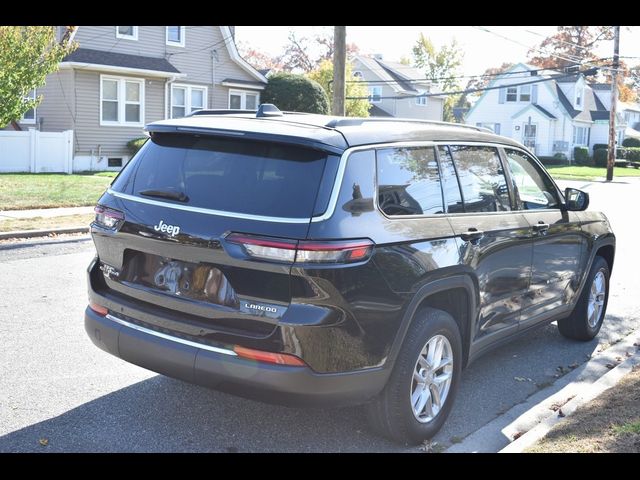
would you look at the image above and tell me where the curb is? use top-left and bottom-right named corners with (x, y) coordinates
top-left (500, 344), bottom-right (640, 453)
top-left (0, 226), bottom-right (90, 240)
top-left (444, 331), bottom-right (640, 453)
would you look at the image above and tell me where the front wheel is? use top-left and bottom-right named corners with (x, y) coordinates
top-left (558, 256), bottom-right (610, 341)
top-left (366, 308), bottom-right (462, 445)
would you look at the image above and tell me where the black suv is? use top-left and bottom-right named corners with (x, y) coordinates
top-left (85, 105), bottom-right (615, 444)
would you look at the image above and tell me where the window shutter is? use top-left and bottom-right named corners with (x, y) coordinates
top-left (531, 85), bottom-right (538, 103)
top-left (498, 87), bottom-right (506, 104)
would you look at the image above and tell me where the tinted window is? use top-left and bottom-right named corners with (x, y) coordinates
top-left (377, 147), bottom-right (444, 216)
top-left (505, 149), bottom-right (559, 210)
top-left (450, 145), bottom-right (511, 213)
top-left (437, 146), bottom-right (464, 213)
top-left (127, 133), bottom-right (328, 218)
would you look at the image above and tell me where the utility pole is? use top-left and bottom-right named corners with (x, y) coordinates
top-left (607, 26), bottom-right (620, 182)
top-left (332, 26), bottom-right (346, 116)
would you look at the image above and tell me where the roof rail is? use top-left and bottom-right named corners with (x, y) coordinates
top-left (189, 109), bottom-right (257, 116)
top-left (324, 117), bottom-right (486, 132)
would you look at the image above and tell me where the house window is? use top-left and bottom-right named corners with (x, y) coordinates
top-left (519, 85), bottom-right (531, 102)
top-left (166, 26), bottom-right (185, 47)
top-left (100, 75), bottom-right (144, 126)
top-left (171, 84), bottom-right (207, 118)
top-left (108, 157), bottom-right (123, 168)
top-left (506, 87), bottom-right (518, 102)
top-left (415, 95), bottom-right (427, 106)
top-left (573, 126), bottom-right (589, 146)
top-left (22, 89), bottom-right (37, 124)
top-left (369, 86), bottom-right (382, 103)
top-left (228, 90), bottom-right (259, 110)
top-left (476, 122), bottom-right (500, 134)
top-left (116, 26), bottom-right (138, 40)
top-left (575, 88), bottom-right (583, 107)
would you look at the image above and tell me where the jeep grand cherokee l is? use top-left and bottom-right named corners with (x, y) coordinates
top-left (85, 104), bottom-right (615, 444)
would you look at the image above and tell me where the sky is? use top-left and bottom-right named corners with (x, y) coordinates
top-left (235, 26), bottom-right (640, 77)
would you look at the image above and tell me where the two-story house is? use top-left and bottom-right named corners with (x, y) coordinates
top-left (352, 55), bottom-right (444, 121)
top-left (465, 63), bottom-right (626, 158)
top-left (13, 26), bottom-right (267, 171)
top-left (620, 101), bottom-right (640, 140)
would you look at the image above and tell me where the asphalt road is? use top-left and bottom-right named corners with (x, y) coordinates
top-left (1, 178), bottom-right (639, 452)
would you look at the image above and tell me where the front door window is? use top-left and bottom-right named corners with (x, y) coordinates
top-left (523, 124), bottom-right (537, 151)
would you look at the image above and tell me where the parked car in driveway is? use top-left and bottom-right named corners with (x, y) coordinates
top-left (85, 104), bottom-right (615, 444)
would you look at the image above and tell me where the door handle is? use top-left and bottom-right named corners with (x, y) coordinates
top-left (532, 222), bottom-right (550, 234)
top-left (460, 227), bottom-right (484, 243)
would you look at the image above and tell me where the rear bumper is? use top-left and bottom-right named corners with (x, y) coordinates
top-left (85, 307), bottom-right (387, 407)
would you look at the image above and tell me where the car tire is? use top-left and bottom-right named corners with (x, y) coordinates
top-left (366, 307), bottom-right (462, 445)
top-left (558, 256), bottom-right (610, 341)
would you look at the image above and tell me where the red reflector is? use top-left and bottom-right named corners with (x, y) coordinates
top-left (233, 346), bottom-right (306, 367)
top-left (346, 246), bottom-right (371, 261)
top-left (89, 302), bottom-right (108, 316)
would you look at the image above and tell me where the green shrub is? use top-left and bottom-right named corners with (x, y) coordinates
top-left (538, 155), bottom-right (568, 166)
top-left (262, 73), bottom-right (330, 114)
top-left (127, 137), bottom-right (148, 155)
top-left (622, 137), bottom-right (640, 148)
top-left (593, 148), bottom-right (608, 168)
top-left (593, 143), bottom-right (608, 151)
top-left (573, 146), bottom-right (592, 165)
top-left (622, 147), bottom-right (640, 162)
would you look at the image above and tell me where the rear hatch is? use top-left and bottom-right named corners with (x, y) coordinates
top-left (91, 131), bottom-right (340, 342)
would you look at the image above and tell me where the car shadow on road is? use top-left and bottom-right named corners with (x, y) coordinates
top-left (0, 374), bottom-right (404, 453)
top-left (0, 315), bottom-right (634, 453)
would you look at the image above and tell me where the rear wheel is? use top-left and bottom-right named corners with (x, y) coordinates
top-left (366, 307), bottom-right (462, 445)
top-left (558, 256), bottom-right (610, 341)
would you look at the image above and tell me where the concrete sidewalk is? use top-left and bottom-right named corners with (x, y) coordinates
top-left (0, 206), bottom-right (94, 221)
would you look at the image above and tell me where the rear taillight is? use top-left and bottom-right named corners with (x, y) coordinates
top-left (225, 233), bottom-right (374, 265)
top-left (94, 205), bottom-right (124, 230)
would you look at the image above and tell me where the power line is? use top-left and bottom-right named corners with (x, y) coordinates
top-left (346, 67), bottom-right (559, 85)
top-left (474, 26), bottom-right (618, 73)
top-left (346, 69), bottom-right (597, 101)
top-left (524, 27), bottom-right (613, 53)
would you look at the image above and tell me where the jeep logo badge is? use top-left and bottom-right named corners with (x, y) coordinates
top-left (153, 220), bottom-right (180, 237)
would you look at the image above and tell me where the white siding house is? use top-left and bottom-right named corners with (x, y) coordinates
top-left (465, 63), bottom-right (625, 159)
top-left (5, 26), bottom-right (267, 172)
top-left (352, 55), bottom-right (444, 121)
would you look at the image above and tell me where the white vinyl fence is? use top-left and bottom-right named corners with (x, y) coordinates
top-left (0, 129), bottom-right (73, 173)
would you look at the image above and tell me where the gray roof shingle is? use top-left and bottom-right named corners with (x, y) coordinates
top-left (369, 104), bottom-right (393, 117)
top-left (532, 104), bottom-right (557, 119)
top-left (64, 48), bottom-right (180, 73)
top-left (554, 83), bottom-right (605, 123)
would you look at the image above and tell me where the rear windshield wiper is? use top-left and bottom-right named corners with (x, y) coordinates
top-left (138, 189), bottom-right (189, 202)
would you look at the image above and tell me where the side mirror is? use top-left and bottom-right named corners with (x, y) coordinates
top-left (564, 187), bottom-right (589, 211)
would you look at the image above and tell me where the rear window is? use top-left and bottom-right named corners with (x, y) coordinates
top-left (121, 133), bottom-right (330, 218)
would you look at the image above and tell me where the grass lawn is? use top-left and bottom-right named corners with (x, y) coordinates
top-left (547, 165), bottom-right (640, 181)
top-left (0, 172), bottom-right (116, 210)
top-left (526, 366), bottom-right (640, 453)
top-left (0, 213), bottom-right (94, 233)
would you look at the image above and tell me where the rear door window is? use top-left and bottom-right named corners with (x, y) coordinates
top-left (125, 133), bottom-right (330, 219)
top-left (449, 145), bottom-right (511, 213)
top-left (376, 146), bottom-right (444, 216)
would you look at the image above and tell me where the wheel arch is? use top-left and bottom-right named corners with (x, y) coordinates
top-left (388, 276), bottom-right (478, 370)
